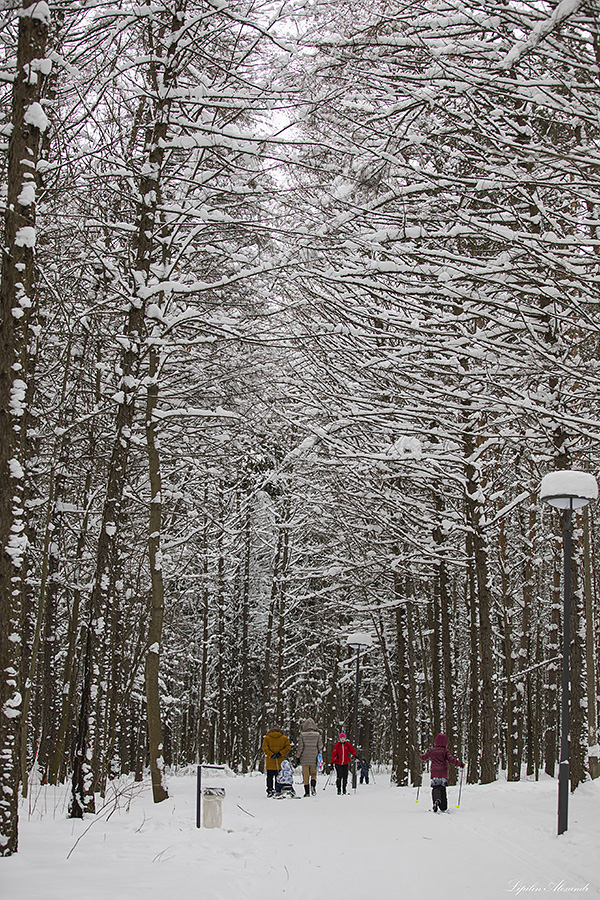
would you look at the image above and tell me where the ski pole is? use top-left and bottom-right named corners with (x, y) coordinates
top-left (415, 761), bottom-right (423, 804)
top-left (322, 772), bottom-right (332, 791)
top-left (455, 765), bottom-right (464, 809)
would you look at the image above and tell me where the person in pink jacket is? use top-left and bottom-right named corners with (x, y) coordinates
top-left (420, 733), bottom-right (465, 812)
top-left (330, 732), bottom-right (357, 795)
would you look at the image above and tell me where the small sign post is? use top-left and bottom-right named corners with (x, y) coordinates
top-left (196, 765), bottom-right (202, 828)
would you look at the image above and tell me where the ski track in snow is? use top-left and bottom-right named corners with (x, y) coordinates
top-left (2, 772), bottom-right (599, 900)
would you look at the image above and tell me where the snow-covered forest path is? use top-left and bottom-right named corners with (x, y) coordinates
top-left (3, 772), bottom-right (598, 899)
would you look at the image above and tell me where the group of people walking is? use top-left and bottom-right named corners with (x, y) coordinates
top-left (262, 721), bottom-right (463, 810)
top-left (262, 720), bottom-right (370, 797)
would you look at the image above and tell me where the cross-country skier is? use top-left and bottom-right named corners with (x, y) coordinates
top-left (359, 757), bottom-right (370, 784)
top-left (330, 732), bottom-right (357, 794)
top-left (420, 733), bottom-right (465, 812)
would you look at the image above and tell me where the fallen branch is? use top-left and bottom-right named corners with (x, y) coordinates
top-left (236, 803), bottom-right (255, 818)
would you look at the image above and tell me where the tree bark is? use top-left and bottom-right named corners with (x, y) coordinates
top-left (0, 1), bottom-right (49, 855)
top-left (569, 527), bottom-right (588, 791)
top-left (144, 343), bottom-right (168, 803)
top-left (375, 609), bottom-right (399, 783)
top-left (464, 435), bottom-right (496, 784)
top-left (466, 531), bottom-right (480, 784)
top-left (545, 546), bottom-right (562, 777)
top-left (405, 600), bottom-right (420, 786)
top-left (395, 599), bottom-right (409, 785)
top-left (583, 507), bottom-right (599, 778)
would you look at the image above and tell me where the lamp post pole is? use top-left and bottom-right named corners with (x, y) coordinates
top-left (352, 645), bottom-right (361, 791)
top-left (346, 631), bottom-right (373, 792)
top-left (540, 470), bottom-right (597, 837)
top-left (558, 502), bottom-right (572, 836)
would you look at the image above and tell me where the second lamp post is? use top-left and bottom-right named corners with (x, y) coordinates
top-left (347, 631), bottom-right (373, 790)
top-left (540, 469), bottom-right (597, 836)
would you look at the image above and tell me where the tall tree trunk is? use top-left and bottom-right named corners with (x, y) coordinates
top-left (545, 546), bottom-right (562, 777)
top-left (196, 547), bottom-right (210, 765)
top-left (466, 531), bottom-right (480, 784)
top-left (323, 647), bottom-right (341, 768)
top-left (20, 338), bottom-right (77, 792)
top-left (48, 463), bottom-right (93, 786)
top-left (19, 465), bottom-right (59, 795)
top-left (569, 525), bottom-right (588, 791)
top-left (0, 1), bottom-right (49, 856)
top-left (516, 499), bottom-right (536, 779)
top-left (259, 507), bottom-right (290, 759)
top-left (375, 609), bottom-right (399, 783)
top-left (430, 580), bottom-right (441, 738)
top-left (259, 531), bottom-right (282, 744)
top-left (464, 434), bottom-right (496, 784)
top-left (274, 526), bottom-right (290, 725)
top-left (69, 353), bottom-right (142, 818)
top-left (217, 544), bottom-right (226, 765)
top-left (240, 505), bottom-right (251, 773)
top-left (499, 518), bottom-right (517, 780)
top-left (144, 342), bottom-right (168, 803)
top-left (395, 597), bottom-right (408, 786)
top-left (414, 596), bottom-right (434, 737)
top-left (405, 599), bottom-right (420, 785)
top-left (434, 513), bottom-right (456, 779)
top-left (583, 507), bottom-right (599, 779)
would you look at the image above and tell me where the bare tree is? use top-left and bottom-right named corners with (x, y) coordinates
top-left (0, 0), bottom-right (49, 856)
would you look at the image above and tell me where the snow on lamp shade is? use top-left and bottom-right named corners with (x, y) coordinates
top-left (347, 631), bottom-right (373, 650)
top-left (540, 470), bottom-right (598, 509)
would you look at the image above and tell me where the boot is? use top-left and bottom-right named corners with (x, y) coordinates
top-left (311, 780), bottom-right (316, 796)
top-left (304, 784), bottom-right (310, 797)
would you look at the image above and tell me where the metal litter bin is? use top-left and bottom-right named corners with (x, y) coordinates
top-left (202, 786), bottom-right (226, 828)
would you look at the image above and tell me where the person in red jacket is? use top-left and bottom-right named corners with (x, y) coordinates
top-left (420, 733), bottom-right (465, 812)
top-left (330, 732), bottom-right (357, 795)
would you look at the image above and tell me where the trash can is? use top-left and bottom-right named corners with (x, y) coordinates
top-left (202, 787), bottom-right (226, 828)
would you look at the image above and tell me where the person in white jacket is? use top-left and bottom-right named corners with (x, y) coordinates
top-left (295, 718), bottom-right (323, 797)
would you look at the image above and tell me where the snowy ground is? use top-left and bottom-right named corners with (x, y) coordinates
top-left (3, 768), bottom-right (599, 900)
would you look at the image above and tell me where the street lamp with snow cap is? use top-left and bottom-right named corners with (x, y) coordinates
top-left (540, 470), bottom-right (597, 836)
top-left (347, 632), bottom-right (373, 791)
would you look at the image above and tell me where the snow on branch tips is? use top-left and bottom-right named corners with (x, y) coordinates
top-left (499, 0), bottom-right (582, 70)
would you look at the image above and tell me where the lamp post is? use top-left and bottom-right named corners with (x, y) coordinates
top-left (540, 470), bottom-right (598, 836)
top-left (347, 631), bottom-right (373, 790)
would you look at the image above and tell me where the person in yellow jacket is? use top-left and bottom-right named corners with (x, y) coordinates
top-left (262, 726), bottom-right (292, 797)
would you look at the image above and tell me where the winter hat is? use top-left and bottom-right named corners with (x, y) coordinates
top-left (339, 732), bottom-right (347, 740)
